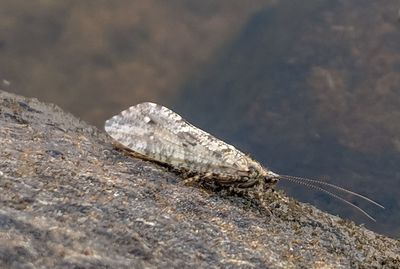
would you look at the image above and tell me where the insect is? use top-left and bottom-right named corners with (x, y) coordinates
top-left (105, 102), bottom-right (384, 221)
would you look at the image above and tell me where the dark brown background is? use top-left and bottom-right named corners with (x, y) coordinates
top-left (1, 0), bottom-right (399, 238)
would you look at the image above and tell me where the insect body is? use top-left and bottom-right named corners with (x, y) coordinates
top-left (105, 102), bottom-right (279, 190)
top-left (105, 102), bottom-right (384, 220)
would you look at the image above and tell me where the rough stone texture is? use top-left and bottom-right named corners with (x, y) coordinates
top-left (0, 90), bottom-right (399, 269)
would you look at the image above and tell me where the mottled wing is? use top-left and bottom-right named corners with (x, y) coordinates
top-left (104, 102), bottom-right (250, 174)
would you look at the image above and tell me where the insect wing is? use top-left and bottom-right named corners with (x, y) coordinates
top-left (105, 102), bottom-right (250, 174)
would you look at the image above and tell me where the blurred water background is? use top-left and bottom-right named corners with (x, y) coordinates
top-left (1, 0), bottom-right (400, 238)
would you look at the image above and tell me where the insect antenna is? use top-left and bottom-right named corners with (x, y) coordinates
top-left (279, 174), bottom-right (384, 209)
top-left (278, 175), bottom-right (384, 221)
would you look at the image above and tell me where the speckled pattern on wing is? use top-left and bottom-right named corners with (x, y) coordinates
top-left (104, 102), bottom-right (277, 180)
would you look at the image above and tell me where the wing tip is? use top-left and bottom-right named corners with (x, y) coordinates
top-left (104, 102), bottom-right (163, 132)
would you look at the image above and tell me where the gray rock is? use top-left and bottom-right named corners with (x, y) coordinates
top-left (0, 90), bottom-right (399, 269)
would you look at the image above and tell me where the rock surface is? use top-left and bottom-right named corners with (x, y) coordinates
top-left (0, 90), bottom-right (399, 269)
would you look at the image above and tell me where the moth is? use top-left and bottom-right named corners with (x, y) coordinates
top-left (105, 102), bottom-right (384, 221)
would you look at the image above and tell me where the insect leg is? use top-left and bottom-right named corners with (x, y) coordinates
top-left (179, 174), bottom-right (202, 186)
top-left (180, 172), bottom-right (214, 186)
top-left (243, 182), bottom-right (273, 217)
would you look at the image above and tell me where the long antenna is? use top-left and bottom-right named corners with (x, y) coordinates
top-left (279, 174), bottom-right (384, 209)
top-left (281, 176), bottom-right (379, 222)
